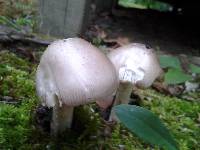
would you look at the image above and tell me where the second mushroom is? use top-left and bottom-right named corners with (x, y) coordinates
top-left (98, 43), bottom-right (162, 121)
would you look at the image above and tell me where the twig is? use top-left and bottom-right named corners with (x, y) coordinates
top-left (0, 25), bottom-right (54, 46)
top-left (0, 100), bottom-right (19, 105)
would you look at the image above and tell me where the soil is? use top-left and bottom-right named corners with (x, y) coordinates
top-left (85, 8), bottom-right (200, 56)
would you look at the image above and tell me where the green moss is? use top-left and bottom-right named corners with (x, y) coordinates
top-left (0, 51), bottom-right (199, 150)
top-left (0, 99), bottom-right (37, 149)
top-left (0, 51), bottom-right (36, 99)
top-left (0, 66), bottom-right (35, 98)
top-left (0, 50), bottom-right (38, 149)
top-left (0, 51), bottom-right (34, 71)
top-left (140, 89), bottom-right (200, 150)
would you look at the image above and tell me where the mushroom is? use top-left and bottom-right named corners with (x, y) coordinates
top-left (103, 43), bottom-right (162, 120)
top-left (36, 38), bottom-right (118, 135)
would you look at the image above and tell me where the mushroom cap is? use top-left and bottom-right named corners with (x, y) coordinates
top-left (36, 38), bottom-right (118, 107)
top-left (108, 43), bottom-right (162, 88)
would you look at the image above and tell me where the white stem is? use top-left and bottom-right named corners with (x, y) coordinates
top-left (51, 102), bottom-right (74, 135)
top-left (115, 82), bottom-right (133, 105)
top-left (109, 82), bottom-right (133, 121)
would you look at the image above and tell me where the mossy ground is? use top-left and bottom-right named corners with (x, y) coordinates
top-left (0, 50), bottom-right (200, 150)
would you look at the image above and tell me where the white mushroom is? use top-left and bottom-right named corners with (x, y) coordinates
top-left (36, 38), bottom-right (118, 135)
top-left (105, 43), bottom-right (162, 120)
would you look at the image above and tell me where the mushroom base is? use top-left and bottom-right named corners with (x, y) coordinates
top-left (51, 103), bottom-right (74, 135)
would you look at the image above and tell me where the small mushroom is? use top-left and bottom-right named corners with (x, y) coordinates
top-left (106, 43), bottom-right (162, 120)
top-left (36, 38), bottom-right (118, 135)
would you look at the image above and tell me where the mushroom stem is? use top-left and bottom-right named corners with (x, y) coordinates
top-left (115, 82), bottom-right (133, 105)
top-left (109, 82), bottom-right (133, 121)
top-left (51, 101), bottom-right (74, 135)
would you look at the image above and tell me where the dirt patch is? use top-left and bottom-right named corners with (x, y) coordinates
top-left (85, 8), bottom-right (200, 56)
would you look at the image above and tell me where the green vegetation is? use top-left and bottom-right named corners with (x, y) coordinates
top-left (141, 89), bottom-right (200, 150)
top-left (0, 1), bottom-right (199, 150)
top-left (114, 104), bottom-right (178, 150)
top-left (0, 50), bottom-right (199, 149)
top-left (164, 68), bottom-right (192, 85)
top-left (0, 51), bottom-right (37, 149)
top-left (0, 51), bottom-right (35, 99)
top-left (0, 0), bottom-right (36, 32)
top-left (118, 0), bottom-right (173, 12)
top-left (159, 55), bottom-right (200, 84)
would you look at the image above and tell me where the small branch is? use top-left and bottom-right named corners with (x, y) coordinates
top-left (0, 25), bottom-right (54, 46)
top-left (0, 96), bottom-right (19, 105)
top-left (0, 101), bottom-right (19, 105)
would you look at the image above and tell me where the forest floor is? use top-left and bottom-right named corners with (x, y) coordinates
top-left (85, 8), bottom-right (200, 56)
top-left (0, 2), bottom-right (200, 150)
top-left (0, 50), bottom-right (199, 150)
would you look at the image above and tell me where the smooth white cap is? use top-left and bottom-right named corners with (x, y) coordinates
top-left (108, 43), bottom-right (162, 88)
top-left (36, 38), bottom-right (118, 107)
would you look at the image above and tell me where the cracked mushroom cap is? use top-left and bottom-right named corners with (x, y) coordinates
top-left (108, 43), bottom-right (162, 88)
top-left (36, 38), bottom-right (118, 107)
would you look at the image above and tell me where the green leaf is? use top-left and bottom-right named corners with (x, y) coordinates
top-left (118, 0), bottom-right (173, 12)
top-left (149, 1), bottom-right (172, 12)
top-left (164, 68), bottom-right (192, 84)
top-left (118, 0), bottom-right (147, 9)
top-left (189, 64), bottom-right (200, 74)
top-left (159, 55), bottom-right (181, 69)
top-left (114, 104), bottom-right (179, 150)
